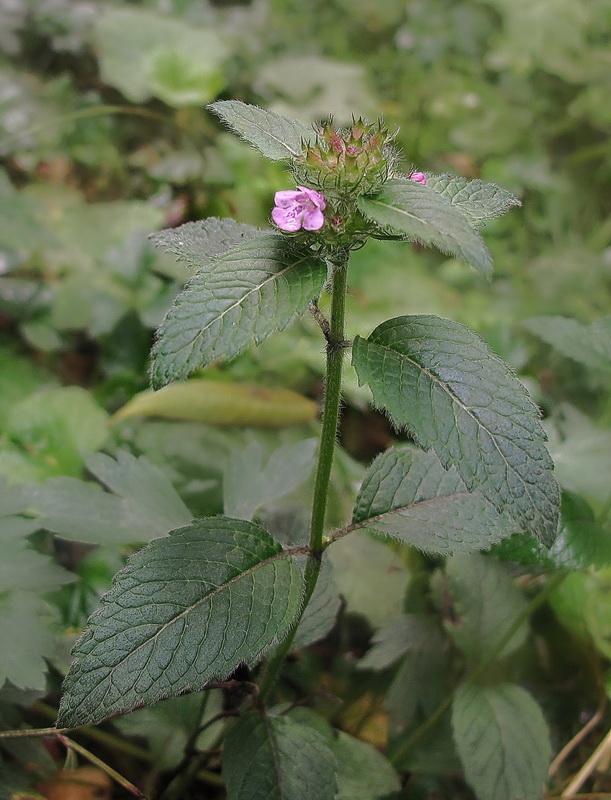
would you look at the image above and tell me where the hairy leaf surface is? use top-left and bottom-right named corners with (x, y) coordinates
top-left (357, 178), bottom-right (492, 275)
top-left (352, 315), bottom-right (560, 544)
top-left (209, 100), bottom-right (317, 160)
top-left (151, 235), bottom-right (327, 387)
top-left (223, 712), bottom-right (337, 800)
top-left (57, 518), bottom-right (302, 727)
top-left (352, 446), bottom-right (516, 554)
top-left (425, 174), bottom-right (521, 228)
top-left (452, 682), bottom-right (551, 800)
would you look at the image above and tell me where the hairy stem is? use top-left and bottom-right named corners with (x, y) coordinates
top-left (389, 571), bottom-right (567, 767)
top-left (258, 254), bottom-right (350, 700)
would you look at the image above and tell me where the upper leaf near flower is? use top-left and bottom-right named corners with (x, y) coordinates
top-left (425, 173), bottom-right (521, 228)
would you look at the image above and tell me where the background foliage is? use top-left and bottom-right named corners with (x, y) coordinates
top-left (0, 0), bottom-right (610, 798)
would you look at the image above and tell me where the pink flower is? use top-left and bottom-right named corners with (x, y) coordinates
top-left (410, 171), bottom-right (427, 185)
top-left (272, 186), bottom-right (326, 232)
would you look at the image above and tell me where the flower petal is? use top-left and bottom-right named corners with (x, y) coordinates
top-left (302, 208), bottom-right (325, 231)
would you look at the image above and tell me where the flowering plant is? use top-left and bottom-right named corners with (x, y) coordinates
top-left (55, 101), bottom-right (560, 800)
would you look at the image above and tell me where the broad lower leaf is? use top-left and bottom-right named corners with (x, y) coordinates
top-left (224, 439), bottom-right (317, 520)
top-left (351, 446), bottom-right (516, 554)
top-left (357, 178), bottom-right (493, 275)
top-left (523, 314), bottom-right (611, 372)
top-left (332, 731), bottom-right (400, 800)
top-left (352, 315), bottom-right (560, 545)
top-left (444, 554), bottom-right (528, 663)
top-left (223, 712), bottom-right (337, 800)
top-left (150, 217), bottom-right (264, 272)
top-left (425, 173), bottom-right (521, 228)
top-left (452, 682), bottom-right (551, 800)
top-left (57, 518), bottom-right (303, 726)
top-left (151, 235), bottom-right (327, 388)
top-left (209, 100), bottom-right (317, 161)
top-left (30, 450), bottom-right (192, 544)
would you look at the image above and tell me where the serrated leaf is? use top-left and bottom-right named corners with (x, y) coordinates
top-left (209, 100), bottom-right (317, 160)
top-left (523, 314), bottom-right (611, 372)
top-left (224, 439), bottom-right (317, 520)
top-left (352, 315), bottom-right (560, 545)
top-left (351, 446), bottom-right (517, 555)
top-left (0, 592), bottom-right (57, 691)
top-left (30, 450), bottom-right (192, 544)
top-left (0, 518), bottom-right (75, 593)
top-left (150, 217), bottom-right (264, 272)
top-left (332, 731), bottom-right (400, 800)
top-left (452, 682), bottom-right (551, 800)
top-left (113, 380), bottom-right (317, 428)
top-left (57, 518), bottom-right (302, 727)
top-left (425, 173), bottom-right (521, 228)
top-left (444, 554), bottom-right (528, 662)
top-left (151, 235), bottom-right (327, 388)
top-left (359, 614), bottom-right (438, 671)
top-left (357, 178), bottom-right (493, 275)
top-left (223, 712), bottom-right (337, 800)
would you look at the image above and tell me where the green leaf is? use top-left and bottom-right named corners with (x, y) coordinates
top-left (57, 518), bottom-right (302, 726)
top-left (444, 554), bottom-right (528, 663)
top-left (0, 592), bottom-right (57, 691)
top-left (150, 235), bottom-right (327, 388)
top-left (30, 450), bottom-right (192, 544)
top-left (523, 315), bottom-right (611, 372)
top-left (223, 712), bottom-right (337, 800)
top-left (327, 532), bottom-right (409, 629)
top-left (359, 614), bottom-right (438, 671)
top-left (113, 380), bottom-right (318, 428)
top-left (94, 8), bottom-right (228, 106)
top-left (291, 557), bottom-right (341, 650)
top-left (452, 682), bottom-right (551, 800)
top-left (224, 439), bottom-right (317, 521)
top-left (332, 731), bottom-right (400, 800)
top-left (425, 173), bottom-right (521, 228)
top-left (209, 100), bottom-right (317, 161)
top-left (351, 446), bottom-right (516, 555)
top-left (0, 518), bottom-right (75, 593)
top-left (150, 217), bottom-right (264, 271)
top-left (352, 315), bottom-right (560, 545)
top-left (357, 178), bottom-right (493, 276)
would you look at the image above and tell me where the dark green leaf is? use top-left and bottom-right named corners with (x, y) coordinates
top-left (291, 557), bottom-right (341, 651)
top-left (351, 446), bottom-right (516, 555)
top-left (352, 315), bottom-right (560, 545)
top-left (150, 217), bottom-right (264, 272)
top-left (223, 712), bottom-right (337, 800)
top-left (151, 235), bottom-right (327, 388)
top-left (357, 178), bottom-right (492, 275)
top-left (57, 518), bottom-right (303, 726)
top-left (209, 100), bottom-right (317, 160)
top-left (452, 682), bottom-right (551, 800)
top-left (444, 554), bottom-right (528, 663)
top-left (425, 174), bottom-right (521, 228)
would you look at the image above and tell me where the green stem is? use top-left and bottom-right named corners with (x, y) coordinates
top-left (389, 571), bottom-right (567, 767)
top-left (258, 254), bottom-right (350, 700)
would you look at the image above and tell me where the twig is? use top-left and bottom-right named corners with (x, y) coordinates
top-left (561, 727), bottom-right (611, 797)
top-left (549, 706), bottom-right (605, 777)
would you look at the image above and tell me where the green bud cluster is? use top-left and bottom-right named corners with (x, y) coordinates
top-left (292, 118), bottom-right (398, 198)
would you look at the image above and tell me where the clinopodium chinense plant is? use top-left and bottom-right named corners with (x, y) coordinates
top-left (57, 101), bottom-right (561, 800)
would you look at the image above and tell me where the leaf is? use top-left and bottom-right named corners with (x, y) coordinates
top-left (30, 450), bottom-right (192, 544)
top-left (359, 614), bottom-right (438, 671)
top-left (523, 314), bottom-right (611, 372)
top-left (425, 173), bottom-right (521, 228)
top-left (452, 682), bottom-right (551, 800)
top-left (444, 554), bottom-right (528, 663)
top-left (352, 315), bottom-right (560, 545)
top-left (0, 592), bottom-right (57, 691)
top-left (327, 532), bottom-right (409, 629)
top-left (150, 235), bottom-right (327, 388)
top-left (291, 557), bottom-right (341, 651)
top-left (222, 712), bottom-right (337, 800)
top-left (209, 100), bottom-right (317, 161)
top-left (351, 446), bottom-right (516, 555)
top-left (94, 8), bottom-right (228, 106)
top-left (357, 178), bottom-right (493, 276)
top-left (150, 217), bottom-right (264, 271)
top-left (224, 439), bottom-right (317, 520)
top-left (0, 518), bottom-right (75, 593)
top-left (332, 731), bottom-right (400, 800)
top-left (113, 381), bottom-right (318, 427)
top-left (57, 518), bottom-right (303, 727)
